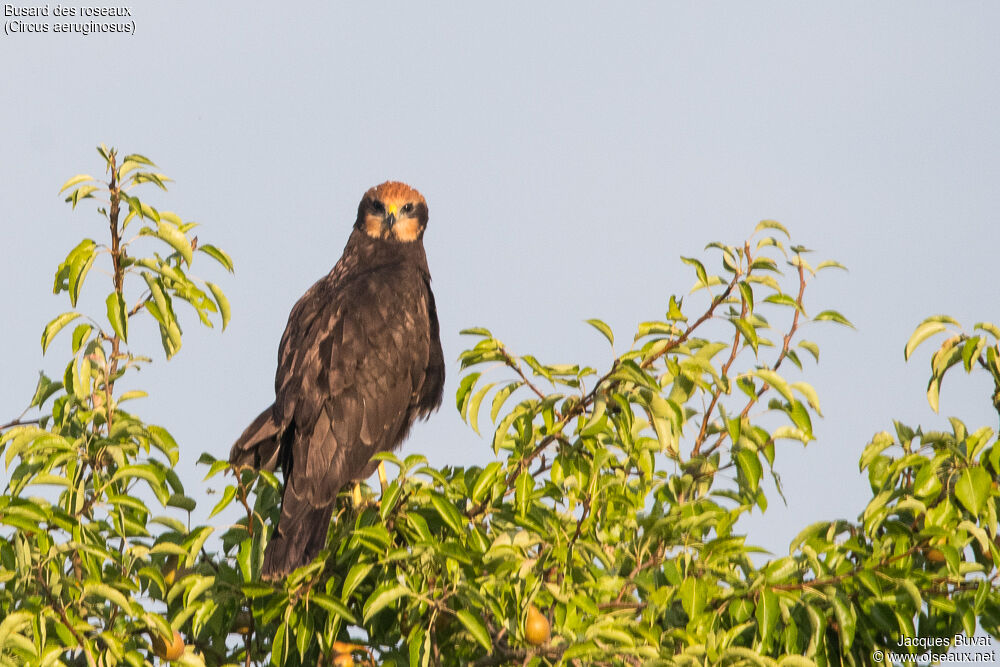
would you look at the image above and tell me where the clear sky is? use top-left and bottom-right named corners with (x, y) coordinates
top-left (2, 2), bottom-right (999, 568)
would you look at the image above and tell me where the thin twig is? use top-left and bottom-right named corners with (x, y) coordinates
top-left (0, 417), bottom-right (40, 431)
top-left (692, 246), bottom-right (752, 456)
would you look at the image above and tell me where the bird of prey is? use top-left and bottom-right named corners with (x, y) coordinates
top-left (229, 181), bottom-right (445, 578)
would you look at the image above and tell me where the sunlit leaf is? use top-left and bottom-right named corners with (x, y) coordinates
top-left (955, 467), bottom-right (991, 516)
top-left (106, 291), bottom-right (128, 342)
top-left (58, 174), bottom-right (95, 194)
top-left (41, 312), bottom-right (80, 354)
top-left (813, 310), bottom-right (854, 328)
top-left (455, 609), bottom-right (492, 652)
top-left (755, 219), bottom-right (789, 238)
top-left (363, 583), bottom-right (409, 623)
top-left (585, 318), bottom-right (614, 346)
top-left (206, 282), bottom-right (231, 330)
top-left (905, 320), bottom-right (949, 360)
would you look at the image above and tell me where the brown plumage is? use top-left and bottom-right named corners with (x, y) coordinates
top-left (230, 181), bottom-right (445, 578)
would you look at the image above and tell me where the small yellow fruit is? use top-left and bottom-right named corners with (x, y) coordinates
top-left (925, 548), bottom-right (946, 563)
top-left (151, 629), bottom-right (185, 661)
top-left (525, 605), bottom-right (550, 646)
top-left (331, 641), bottom-right (362, 654)
top-left (332, 653), bottom-right (355, 667)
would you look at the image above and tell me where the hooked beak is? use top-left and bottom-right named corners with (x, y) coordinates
top-left (385, 203), bottom-right (398, 228)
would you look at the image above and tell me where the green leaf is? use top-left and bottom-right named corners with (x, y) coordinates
top-left (197, 244), bottom-right (235, 272)
top-left (459, 327), bottom-right (493, 337)
top-left (310, 593), bottom-right (357, 624)
top-left (133, 172), bottom-right (171, 191)
top-left (680, 577), bottom-right (706, 620)
top-left (927, 376), bottom-right (942, 413)
top-left (755, 588), bottom-right (779, 650)
top-left (429, 493), bottom-right (465, 536)
top-left (342, 562), bottom-right (374, 601)
top-left (490, 382), bottom-right (521, 422)
top-left (363, 582), bottom-right (408, 622)
top-left (813, 310), bottom-right (854, 328)
top-left (471, 462), bottom-right (502, 504)
top-left (666, 294), bottom-right (686, 321)
top-left (122, 153), bottom-right (156, 166)
top-left (787, 399), bottom-right (813, 437)
top-left (29, 371), bottom-right (62, 408)
top-left (790, 381), bottom-right (822, 416)
top-left (735, 448), bottom-right (762, 494)
top-left (962, 336), bottom-right (986, 372)
top-left (755, 219), bottom-right (789, 237)
top-left (974, 321), bottom-right (1000, 339)
top-left (751, 257), bottom-right (780, 273)
top-left (585, 318), bottom-right (614, 346)
top-left (0, 611), bottom-right (33, 651)
top-left (84, 583), bottom-right (134, 614)
top-left (166, 493), bottom-right (197, 512)
top-left (209, 485), bottom-right (237, 518)
top-left (41, 312), bottom-right (80, 353)
top-left (515, 470), bottom-right (531, 517)
top-left (66, 243), bottom-right (97, 307)
top-left (913, 463), bottom-right (942, 500)
top-left (763, 293), bottom-right (798, 309)
top-left (58, 174), bottom-right (95, 194)
top-left (106, 292), bottom-right (128, 342)
top-left (731, 317), bottom-right (759, 355)
top-left (206, 282), bottom-right (231, 330)
top-left (467, 382), bottom-right (495, 435)
top-left (797, 340), bottom-right (819, 363)
top-left (148, 425), bottom-right (180, 466)
top-left (455, 609), bottom-right (492, 652)
top-left (754, 368), bottom-right (793, 403)
top-left (954, 466), bottom-right (991, 516)
top-left (905, 320), bottom-right (949, 360)
top-left (157, 220), bottom-right (193, 265)
top-left (830, 592), bottom-right (856, 653)
top-left (815, 260), bottom-right (847, 271)
top-left (681, 256), bottom-right (709, 286)
top-left (737, 281), bottom-right (754, 314)
top-left (110, 464), bottom-right (168, 504)
top-left (66, 185), bottom-right (99, 208)
top-left (456, 372), bottom-right (481, 416)
top-left (71, 322), bottom-right (93, 354)
top-left (408, 626), bottom-right (431, 667)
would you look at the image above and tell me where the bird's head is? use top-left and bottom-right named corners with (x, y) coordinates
top-left (357, 181), bottom-right (428, 243)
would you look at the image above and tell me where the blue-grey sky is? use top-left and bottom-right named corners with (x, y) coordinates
top-left (2, 3), bottom-right (998, 564)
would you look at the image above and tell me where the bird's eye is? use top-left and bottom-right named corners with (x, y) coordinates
top-left (401, 203), bottom-right (414, 215)
top-left (371, 199), bottom-right (386, 214)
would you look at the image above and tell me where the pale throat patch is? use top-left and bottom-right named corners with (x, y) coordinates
top-left (393, 217), bottom-right (423, 242)
top-left (363, 213), bottom-right (424, 242)
top-left (364, 214), bottom-right (384, 238)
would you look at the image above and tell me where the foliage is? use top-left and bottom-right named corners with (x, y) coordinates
top-left (3, 151), bottom-right (1000, 666)
top-left (0, 147), bottom-right (232, 666)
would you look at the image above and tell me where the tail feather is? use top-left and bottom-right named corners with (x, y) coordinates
top-left (261, 500), bottom-right (334, 578)
top-left (230, 406), bottom-right (281, 471)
